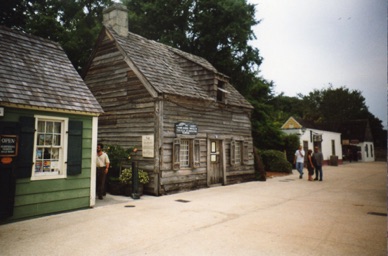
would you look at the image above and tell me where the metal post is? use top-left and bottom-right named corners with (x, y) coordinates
top-left (131, 161), bottom-right (140, 199)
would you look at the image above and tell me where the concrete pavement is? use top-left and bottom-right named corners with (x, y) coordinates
top-left (0, 162), bottom-right (386, 256)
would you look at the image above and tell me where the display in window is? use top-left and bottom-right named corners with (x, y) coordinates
top-left (38, 134), bottom-right (45, 145)
top-left (43, 149), bottom-right (51, 159)
top-left (43, 161), bottom-right (51, 172)
top-left (44, 134), bottom-right (52, 145)
top-left (36, 148), bottom-right (42, 159)
top-left (35, 161), bottom-right (42, 172)
top-left (51, 161), bottom-right (59, 172)
top-left (51, 148), bottom-right (59, 160)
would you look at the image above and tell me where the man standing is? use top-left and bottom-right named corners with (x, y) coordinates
top-left (313, 146), bottom-right (324, 181)
top-left (96, 143), bottom-right (110, 200)
top-left (293, 145), bottom-right (305, 179)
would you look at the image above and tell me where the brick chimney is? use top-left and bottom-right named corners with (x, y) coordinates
top-left (103, 3), bottom-right (128, 37)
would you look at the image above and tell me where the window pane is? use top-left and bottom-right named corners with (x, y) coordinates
top-left (43, 160), bottom-right (51, 172)
top-left (43, 149), bottom-right (51, 159)
top-left (38, 121), bottom-right (45, 132)
top-left (235, 142), bottom-right (241, 165)
top-left (36, 148), bottom-right (43, 160)
top-left (35, 161), bottom-right (43, 172)
top-left (44, 134), bottom-right (52, 145)
top-left (53, 135), bottom-right (61, 146)
top-left (38, 134), bottom-right (45, 145)
top-left (46, 122), bottom-right (53, 133)
top-left (180, 140), bottom-right (189, 167)
top-left (51, 148), bottom-right (59, 160)
top-left (54, 122), bottom-right (61, 133)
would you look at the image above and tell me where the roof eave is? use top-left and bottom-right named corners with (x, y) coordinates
top-left (0, 102), bottom-right (103, 117)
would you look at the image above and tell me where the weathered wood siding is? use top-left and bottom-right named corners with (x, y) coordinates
top-left (2, 108), bottom-right (94, 221)
top-left (160, 96), bottom-right (254, 194)
top-left (85, 31), bottom-right (255, 196)
top-left (84, 33), bottom-right (158, 194)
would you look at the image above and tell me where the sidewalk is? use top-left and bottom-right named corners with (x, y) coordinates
top-left (0, 162), bottom-right (386, 256)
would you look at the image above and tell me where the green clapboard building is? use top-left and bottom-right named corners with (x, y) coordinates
top-left (0, 26), bottom-right (103, 221)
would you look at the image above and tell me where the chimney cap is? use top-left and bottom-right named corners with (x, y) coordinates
top-left (103, 3), bottom-right (128, 14)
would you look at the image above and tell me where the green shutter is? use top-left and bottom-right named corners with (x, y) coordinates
top-left (15, 116), bottom-right (35, 179)
top-left (67, 121), bottom-right (83, 175)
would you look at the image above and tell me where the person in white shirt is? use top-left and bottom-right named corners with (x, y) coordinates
top-left (96, 143), bottom-right (110, 200)
top-left (293, 145), bottom-right (305, 179)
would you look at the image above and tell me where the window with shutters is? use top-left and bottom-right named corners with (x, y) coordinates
top-left (231, 139), bottom-right (248, 166)
top-left (173, 138), bottom-right (200, 170)
top-left (31, 116), bottom-right (68, 180)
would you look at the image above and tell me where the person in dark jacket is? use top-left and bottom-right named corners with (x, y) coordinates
top-left (306, 149), bottom-right (315, 181)
top-left (313, 147), bottom-right (324, 181)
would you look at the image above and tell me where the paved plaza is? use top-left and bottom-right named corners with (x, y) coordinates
top-left (0, 162), bottom-right (386, 255)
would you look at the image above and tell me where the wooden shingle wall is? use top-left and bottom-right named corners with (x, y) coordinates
top-left (160, 97), bottom-right (254, 194)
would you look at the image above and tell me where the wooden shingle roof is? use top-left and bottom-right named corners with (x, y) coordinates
top-left (0, 26), bottom-right (103, 115)
top-left (106, 27), bottom-right (253, 109)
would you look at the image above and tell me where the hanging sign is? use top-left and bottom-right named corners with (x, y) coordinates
top-left (175, 122), bottom-right (198, 135)
top-left (0, 135), bottom-right (18, 157)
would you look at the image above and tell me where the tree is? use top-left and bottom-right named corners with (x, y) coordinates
top-left (0, 0), bottom-right (113, 71)
top-left (247, 78), bottom-right (285, 150)
top-left (274, 85), bottom-right (386, 148)
top-left (300, 86), bottom-right (369, 130)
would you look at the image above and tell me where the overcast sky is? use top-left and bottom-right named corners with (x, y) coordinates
top-left (248, 0), bottom-right (387, 128)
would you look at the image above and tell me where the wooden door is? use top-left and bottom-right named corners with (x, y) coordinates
top-left (209, 140), bottom-right (223, 185)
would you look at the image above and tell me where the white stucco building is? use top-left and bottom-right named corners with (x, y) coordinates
top-left (281, 117), bottom-right (343, 165)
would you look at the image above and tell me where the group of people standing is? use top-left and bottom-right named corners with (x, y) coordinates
top-left (294, 145), bottom-right (323, 181)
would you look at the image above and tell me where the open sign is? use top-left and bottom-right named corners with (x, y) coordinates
top-left (0, 135), bottom-right (18, 157)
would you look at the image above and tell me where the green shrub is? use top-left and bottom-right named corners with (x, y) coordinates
top-left (261, 150), bottom-right (292, 173)
top-left (283, 134), bottom-right (300, 164)
top-left (119, 168), bottom-right (150, 184)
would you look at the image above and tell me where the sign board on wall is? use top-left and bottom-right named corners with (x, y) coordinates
top-left (142, 134), bottom-right (154, 158)
top-left (0, 135), bottom-right (18, 157)
top-left (175, 122), bottom-right (198, 135)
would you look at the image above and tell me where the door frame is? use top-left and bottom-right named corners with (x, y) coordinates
top-left (207, 134), bottom-right (226, 186)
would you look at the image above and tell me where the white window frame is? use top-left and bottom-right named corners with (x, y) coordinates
top-left (173, 138), bottom-right (200, 170)
top-left (235, 141), bottom-right (242, 165)
top-left (180, 139), bottom-right (190, 168)
top-left (31, 115), bottom-right (68, 180)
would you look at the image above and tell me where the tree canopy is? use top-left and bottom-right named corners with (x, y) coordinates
top-left (0, 0), bottom-right (112, 71)
top-left (1, 0), bottom-right (385, 150)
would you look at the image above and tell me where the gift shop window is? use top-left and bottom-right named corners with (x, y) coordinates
top-left (32, 116), bottom-right (68, 180)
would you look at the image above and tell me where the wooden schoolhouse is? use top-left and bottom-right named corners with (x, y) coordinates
top-left (83, 4), bottom-right (256, 195)
top-left (0, 26), bottom-right (103, 221)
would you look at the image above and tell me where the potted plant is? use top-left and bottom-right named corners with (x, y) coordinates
top-left (105, 145), bottom-right (133, 195)
top-left (119, 168), bottom-right (150, 197)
